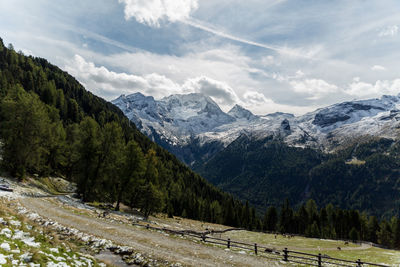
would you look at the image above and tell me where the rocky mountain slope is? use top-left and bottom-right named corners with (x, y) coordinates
top-left (113, 92), bottom-right (400, 165)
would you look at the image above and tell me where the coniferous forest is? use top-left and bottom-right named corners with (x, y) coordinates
top-left (1, 38), bottom-right (400, 250)
top-left (0, 38), bottom-right (248, 224)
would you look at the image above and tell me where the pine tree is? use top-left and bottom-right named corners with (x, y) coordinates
top-left (309, 221), bottom-right (320, 238)
top-left (100, 122), bottom-right (125, 202)
top-left (139, 182), bottom-right (165, 218)
top-left (349, 227), bottom-right (360, 243)
top-left (297, 205), bottom-right (309, 234)
top-left (76, 117), bottom-right (102, 201)
top-left (306, 199), bottom-right (318, 223)
top-left (242, 201), bottom-right (250, 229)
top-left (378, 220), bottom-right (393, 247)
top-left (392, 217), bottom-right (400, 249)
top-left (366, 216), bottom-right (380, 243)
top-left (279, 198), bottom-right (294, 233)
top-left (115, 140), bottom-right (145, 211)
top-left (64, 123), bottom-right (81, 180)
top-left (144, 149), bottom-right (159, 185)
top-left (263, 206), bottom-right (278, 232)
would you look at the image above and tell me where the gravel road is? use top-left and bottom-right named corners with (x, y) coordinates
top-left (19, 197), bottom-right (281, 267)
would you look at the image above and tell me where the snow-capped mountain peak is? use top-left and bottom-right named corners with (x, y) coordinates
top-left (113, 92), bottom-right (400, 164)
top-left (228, 104), bottom-right (258, 120)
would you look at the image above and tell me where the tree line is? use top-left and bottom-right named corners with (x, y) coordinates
top-left (259, 199), bottom-right (400, 249)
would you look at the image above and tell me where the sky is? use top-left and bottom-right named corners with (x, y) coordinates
top-left (1, 0), bottom-right (400, 115)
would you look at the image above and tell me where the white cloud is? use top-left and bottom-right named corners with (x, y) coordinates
top-left (242, 91), bottom-right (316, 116)
top-left (65, 55), bottom-right (242, 110)
top-left (289, 79), bottom-right (339, 100)
top-left (371, 65), bottom-right (386, 71)
top-left (64, 55), bottom-right (183, 99)
top-left (261, 55), bottom-right (275, 66)
top-left (379, 25), bottom-right (398, 37)
top-left (294, 70), bottom-right (305, 78)
top-left (183, 76), bottom-right (240, 108)
top-left (243, 91), bottom-right (273, 105)
top-left (346, 79), bottom-right (400, 97)
top-left (92, 45), bottom-right (261, 101)
top-left (118, 0), bottom-right (198, 27)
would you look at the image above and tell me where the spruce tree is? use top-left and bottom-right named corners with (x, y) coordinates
top-left (392, 217), bottom-right (400, 249)
top-left (76, 117), bottom-right (102, 201)
top-left (263, 206), bottom-right (278, 232)
top-left (115, 140), bottom-right (145, 211)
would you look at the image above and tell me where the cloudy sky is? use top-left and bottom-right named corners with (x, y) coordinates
top-left (1, 0), bottom-right (400, 115)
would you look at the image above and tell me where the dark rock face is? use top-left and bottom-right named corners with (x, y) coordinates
top-left (313, 113), bottom-right (351, 128)
top-left (312, 102), bottom-right (385, 128)
top-left (280, 119), bottom-right (291, 134)
top-left (380, 109), bottom-right (400, 121)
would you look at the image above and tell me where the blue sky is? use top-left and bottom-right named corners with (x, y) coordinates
top-left (1, 0), bottom-right (400, 115)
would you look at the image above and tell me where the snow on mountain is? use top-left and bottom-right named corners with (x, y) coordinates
top-left (113, 92), bottom-right (400, 155)
top-left (227, 104), bottom-right (258, 121)
top-left (112, 92), bottom-right (235, 145)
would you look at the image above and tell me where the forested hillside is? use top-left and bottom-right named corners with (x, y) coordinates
top-left (197, 134), bottom-right (400, 219)
top-left (0, 38), bottom-right (255, 227)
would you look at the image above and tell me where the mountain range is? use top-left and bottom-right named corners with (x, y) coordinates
top-left (113, 92), bottom-right (400, 164)
top-left (113, 92), bottom-right (400, 217)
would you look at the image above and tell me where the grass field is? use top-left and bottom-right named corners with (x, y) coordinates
top-left (221, 230), bottom-right (400, 265)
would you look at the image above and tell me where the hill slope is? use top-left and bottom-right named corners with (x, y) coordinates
top-left (197, 134), bottom-right (400, 217)
top-left (0, 38), bottom-right (252, 228)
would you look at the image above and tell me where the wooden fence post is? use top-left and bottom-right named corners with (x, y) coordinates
top-left (227, 238), bottom-right (230, 248)
top-left (356, 259), bottom-right (362, 267)
top-left (254, 243), bottom-right (257, 255)
top-left (283, 248), bottom-right (288, 261)
top-left (318, 253), bottom-right (322, 267)
top-left (146, 224), bottom-right (149, 229)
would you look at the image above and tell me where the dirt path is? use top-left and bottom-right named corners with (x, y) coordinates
top-left (19, 197), bottom-right (280, 267)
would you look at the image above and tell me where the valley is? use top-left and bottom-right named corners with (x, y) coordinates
top-left (1, 176), bottom-right (399, 266)
top-left (113, 92), bottom-right (400, 218)
top-left (2, 1), bottom-right (400, 266)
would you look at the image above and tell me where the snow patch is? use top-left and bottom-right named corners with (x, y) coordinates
top-left (1, 228), bottom-right (12, 238)
top-left (0, 242), bottom-right (10, 251)
top-left (0, 253), bottom-right (7, 264)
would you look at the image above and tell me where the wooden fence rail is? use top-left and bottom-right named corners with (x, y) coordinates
top-left (132, 222), bottom-right (389, 267)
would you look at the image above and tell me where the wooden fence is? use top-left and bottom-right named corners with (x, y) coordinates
top-left (132, 222), bottom-right (390, 267)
